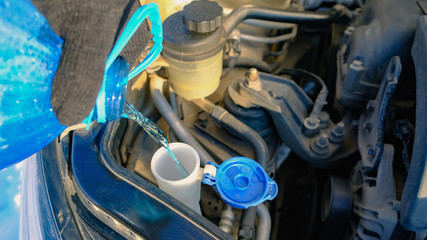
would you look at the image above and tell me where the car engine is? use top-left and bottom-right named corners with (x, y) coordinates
top-left (33, 0), bottom-right (427, 239)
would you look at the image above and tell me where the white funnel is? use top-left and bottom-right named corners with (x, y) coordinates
top-left (151, 142), bottom-right (201, 214)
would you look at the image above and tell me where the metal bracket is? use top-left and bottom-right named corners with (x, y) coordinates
top-left (358, 56), bottom-right (401, 169)
top-left (228, 70), bottom-right (357, 167)
top-left (350, 144), bottom-right (398, 240)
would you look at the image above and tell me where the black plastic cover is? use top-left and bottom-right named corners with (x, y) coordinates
top-left (336, 0), bottom-right (420, 107)
top-left (400, 15), bottom-right (427, 232)
top-left (183, 0), bottom-right (222, 33)
top-left (162, 11), bottom-right (225, 61)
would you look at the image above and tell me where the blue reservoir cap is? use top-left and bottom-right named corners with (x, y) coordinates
top-left (203, 157), bottom-right (278, 209)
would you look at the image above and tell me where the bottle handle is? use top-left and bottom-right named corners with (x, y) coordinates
top-left (84, 3), bottom-right (163, 126)
top-left (106, 2), bottom-right (163, 82)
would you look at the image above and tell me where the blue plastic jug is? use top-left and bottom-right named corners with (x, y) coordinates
top-left (0, 0), bottom-right (162, 170)
top-left (0, 0), bottom-right (65, 169)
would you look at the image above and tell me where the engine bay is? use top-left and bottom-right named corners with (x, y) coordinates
top-left (72, 0), bottom-right (426, 239)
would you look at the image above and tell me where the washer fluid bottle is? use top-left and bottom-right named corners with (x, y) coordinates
top-left (0, 0), bottom-right (162, 170)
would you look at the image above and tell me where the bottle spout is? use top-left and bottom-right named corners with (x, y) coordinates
top-left (82, 57), bottom-right (129, 128)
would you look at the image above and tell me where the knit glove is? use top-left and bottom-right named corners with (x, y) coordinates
top-left (32, 0), bottom-right (151, 125)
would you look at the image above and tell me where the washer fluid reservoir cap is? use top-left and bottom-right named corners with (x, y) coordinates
top-left (183, 0), bottom-right (222, 34)
top-left (203, 157), bottom-right (278, 209)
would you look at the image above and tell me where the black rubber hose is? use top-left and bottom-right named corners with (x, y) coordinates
top-left (150, 75), bottom-right (217, 166)
top-left (278, 68), bottom-right (328, 121)
top-left (256, 204), bottom-right (272, 240)
top-left (192, 99), bottom-right (270, 240)
top-left (238, 206), bottom-right (257, 240)
top-left (224, 5), bottom-right (345, 35)
top-left (209, 105), bottom-right (269, 240)
top-left (210, 105), bottom-right (269, 169)
top-left (223, 57), bottom-right (273, 73)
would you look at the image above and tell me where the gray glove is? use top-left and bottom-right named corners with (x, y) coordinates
top-left (32, 0), bottom-right (151, 125)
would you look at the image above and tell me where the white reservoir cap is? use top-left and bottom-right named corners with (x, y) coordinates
top-left (151, 142), bottom-right (201, 214)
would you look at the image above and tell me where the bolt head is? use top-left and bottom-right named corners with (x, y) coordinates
top-left (350, 60), bottom-right (365, 71)
top-left (311, 133), bottom-right (330, 155)
top-left (248, 68), bottom-right (259, 81)
top-left (303, 117), bottom-right (320, 137)
top-left (336, 122), bottom-right (345, 133)
top-left (319, 112), bottom-right (330, 129)
top-left (317, 133), bottom-right (329, 147)
top-left (305, 117), bottom-right (319, 128)
top-left (246, 68), bottom-right (262, 91)
top-left (198, 111), bottom-right (209, 127)
top-left (329, 123), bottom-right (345, 144)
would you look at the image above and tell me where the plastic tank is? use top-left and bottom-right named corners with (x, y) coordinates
top-left (163, 50), bottom-right (223, 99)
top-left (162, 1), bottom-right (225, 99)
top-left (151, 143), bottom-right (202, 213)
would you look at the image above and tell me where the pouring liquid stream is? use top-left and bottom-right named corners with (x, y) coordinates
top-left (122, 101), bottom-right (189, 179)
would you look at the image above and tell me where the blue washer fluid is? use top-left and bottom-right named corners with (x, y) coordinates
top-left (0, 0), bottom-right (162, 170)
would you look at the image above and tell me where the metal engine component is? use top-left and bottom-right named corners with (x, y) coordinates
top-left (219, 205), bottom-right (235, 234)
top-left (228, 69), bottom-right (357, 167)
top-left (336, 0), bottom-right (420, 108)
top-left (358, 57), bottom-right (401, 169)
top-left (349, 145), bottom-right (398, 240)
top-left (320, 175), bottom-right (353, 239)
top-left (346, 57), bottom-right (401, 239)
top-left (298, 0), bottom-right (357, 10)
top-left (21, 0), bottom-right (427, 239)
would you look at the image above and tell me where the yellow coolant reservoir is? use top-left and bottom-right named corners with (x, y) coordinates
top-left (162, 0), bottom-right (225, 100)
top-left (163, 50), bottom-right (223, 99)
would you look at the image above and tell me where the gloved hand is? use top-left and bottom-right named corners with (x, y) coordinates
top-left (32, 0), bottom-right (151, 126)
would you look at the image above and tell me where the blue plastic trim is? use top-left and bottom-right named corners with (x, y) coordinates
top-left (69, 122), bottom-right (234, 239)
